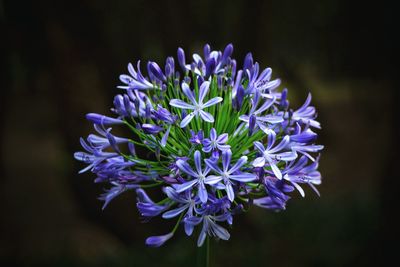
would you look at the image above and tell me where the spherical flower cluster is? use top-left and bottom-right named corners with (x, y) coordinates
top-left (75, 44), bottom-right (323, 247)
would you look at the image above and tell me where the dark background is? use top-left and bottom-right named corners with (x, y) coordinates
top-left (1, 0), bottom-right (398, 266)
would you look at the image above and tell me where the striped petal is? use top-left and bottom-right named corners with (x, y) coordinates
top-left (203, 97), bottom-right (223, 108)
top-left (170, 99), bottom-right (194, 109)
top-left (222, 150), bottom-right (232, 172)
top-left (204, 175), bottom-right (223, 185)
top-left (225, 182), bottom-right (235, 201)
top-left (229, 173), bottom-right (257, 182)
top-left (252, 157), bottom-right (265, 167)
top-left (199, 81), bottom-right (210, 104)
top-left (199, 110), bottom-right (214, 122)
top-left (162, 204), bottom-right (189, 219)
top-left (174, 180), bottom-right (198, 193)
top-left (176, 159), bottom-right (198, 177)
top-left (270, 162), bottom-right (282, 179)
top-left (205, 158), bottom-right (223, 174)
top-left (182, 82), bottom-right (197, 105)
top-left (228, 156), bottom-right (247, 174)
top-left (180, 112), bottom-right (196, 127)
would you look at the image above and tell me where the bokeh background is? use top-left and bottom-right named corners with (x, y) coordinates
top-left (1, 0), bottom-right (397, 266)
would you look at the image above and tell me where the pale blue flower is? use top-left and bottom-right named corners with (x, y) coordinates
top-left (169, 81), bottom-right (222, 127)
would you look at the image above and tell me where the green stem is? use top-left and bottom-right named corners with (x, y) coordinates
top-left (172, 212), bottom-right (185, 233)
top-left (206, 235), bottom-right (210, 267)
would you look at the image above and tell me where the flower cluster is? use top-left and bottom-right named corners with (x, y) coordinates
top-left (75, 44), bottom-right (323, 247)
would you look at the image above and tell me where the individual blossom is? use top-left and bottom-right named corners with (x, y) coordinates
top-left (205, 149), bottom-right (257, 201)
top-left (169, 81), bottom-right (222, 127)
top-left (252, 132), bottom-right (298, 179)
top-left (185, 196), bottom-right (232, 247)
top-left (174, 150), bottom-right (211, 203)
top-left (239, 95), bottom-right (283, 134)
top-left (162, 186), bottom-right (199, 236)
top-left (202, 128), bottom-right (230, 156)
top-left (288, 93), bottom-right (321, 129)
top-left (189, 130), bottom-right (204, 145)
top-left (118, 61), bottom-right (157, 90)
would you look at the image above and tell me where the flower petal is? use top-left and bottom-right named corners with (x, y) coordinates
top-left (174, 179), bottom-right (198, 193)
top-left (270, 162), bottom-right (283, 179)
top-left (199, 81), bottom-right (210, 104)
top-left (170, 99), bottom-right (195, 109)
top-left (194, 150), bottom-right (202, 174)
top-left (252, 157), bottom-right (265, 167)
top-left (197, 226), bottom-right (207, 247)
top-left (270, 135), bottom-right (290, 153)
top-left (199, 110), bottom-right (214, 123)
top-left (176, 159), bottom-right (198, 177)
top-left (216, 144), bottom-right (231, 151)
top-left (204, 175), bottom-right (223, 185)
top-left (160, 125), bottom-right (171, 147)
top-left (180, 112), bottom-right (196, 128)
top-left (254, 141), bottom-right (265, 152)
top-left (225, 182), bottom-right (235, 201)
top-left (228, 156), bottom-right (247, 174)
top-left (210, 221), bottom-right (230, 241)
top-left (184, 221), bottom-right (194, 236)
top-left (203, 97), bottom-right (223, 108)
top-left (145, 232), bottom-right (174, 247)
top-left (275, 151), bottom-right (298, 161)
top-left (182, 82), bottom-right (197, 105)
top-left (205, 158), bottom-right (223, 174)
top-left (210, 128), bottom-right (217, 140)
top-left (162, 204), bottom-right (189, 219)
top-left (216, 133), bottom-right (228, 143)
top-left (229, 173), bottom-right (257, 182)
top-left (163, 187), bottom-right (185, 203)
top-left (222, 149), bottom-right (232, 172)
top-left (198, 182), bottom-right (208, 203)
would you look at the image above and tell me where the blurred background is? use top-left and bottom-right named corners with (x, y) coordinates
top-left (1, 0), bottom-right (397, 266)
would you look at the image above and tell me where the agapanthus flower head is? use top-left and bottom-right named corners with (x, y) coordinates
top-left (75, 43), bottom-right (324, 247)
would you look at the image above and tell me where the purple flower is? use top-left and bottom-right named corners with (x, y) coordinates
top-left (86, 125), bottom-right (128, 151)
top-left (118, 61), bottom-right (156, 90)
top-left (185, 211), bottom-right (231, 247)
top-left (141, 124), bottom-right (163, 134)
top-left (189, 130), bottom-right (204, 145)
top-left (153, 104), bottom-right (177, 124)
top-left (253, 196), bottom-right (287, 210)
top-left (174, 151), bottom-right (210, 203)
top-left (252, 132), bottom-right (298, 179)
top-left (262, 177), bottom-right (294, 210)
top-left (86, 113), bottom-right (123, 125)
top-left (289, 123), bottom-right (318, 143)
top-left (165, 57), bottom-right (175, 78)
top-left (136, 188), bottom-right (169, 218)
top-left (282, 156), bottom-right (322, 197)
top-left (74, 138), bottom-right (119, 173)
top-left (177, 47), bottom-right (187, 72)
top-left (289, 93), bottom-right (321, 129)
top-left (147, 61), bottom-right (166, 83)
top-left (202, 128), bottom-right (230, 154)
top-left (162, 187), bottom-right (199, 236)
top-left (204, 149), bottom-right (257, 201)
top-left (75, 43), bottom-right (324, 248)
top-left (291, 143), bottom-right (324, 162)
top-left (245, 63), bottom-right (281, 98)
top-left (239, 96), bottom-right (283, 134)
top-left (243, 52), bottom-right (254, 72)
top-left (99, 182), bottom-right (138, 210)
top-left (145, 232), bottom-right (174, 247)
top-left (169, 81), bottom-right (222, 127)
